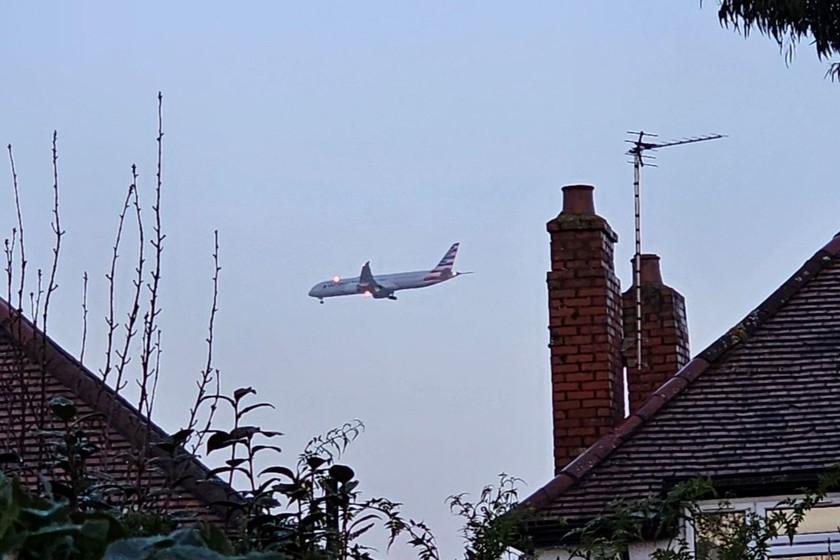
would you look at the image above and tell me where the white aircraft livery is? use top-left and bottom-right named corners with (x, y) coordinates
top-left (309, 243), bottom-right (468, 303)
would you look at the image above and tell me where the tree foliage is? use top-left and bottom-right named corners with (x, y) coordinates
top-left (717, 0), bottom-right (840, 79)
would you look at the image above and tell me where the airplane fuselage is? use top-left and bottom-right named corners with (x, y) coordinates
top-left (309, 269), bottom-right (455, 300)
top-left (308, 243), bottom-right (464, 302)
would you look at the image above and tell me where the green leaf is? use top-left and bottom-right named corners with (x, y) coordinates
top-left (252, 444), bottom-right (283, 455)
top-left (0, 452), bottom-right (21, 464)
top-left (0, 475), bottom-right (22, 538)
top-left (246, 514), bottom-right (276, 531)
top-left (229, 426), bottom-right (259, 441)
top-left (299, 512), bottom-right (323, 527)
top-left (49, 396), bottom-right (77, 422)
top-left (170, 429), bottom-right (193, 445)
top-left (233, 387), bottom-right (256, 403)
top-left (329, 464), bottom-right (355, 484)
top-left (103, 534), bottom-right (173, 560)
top-left (196, 522), bottom-right (234, 556)
top-left (259, 466), bottom-right (296, 479)
top-left (205, 431), bottom-right (232, 454)
top-left (21, 500), bottom-right (69, 522)
top-left (238, 402), bottom-right (275, 416)
top-left (80, 516), bottom-right (123, 551)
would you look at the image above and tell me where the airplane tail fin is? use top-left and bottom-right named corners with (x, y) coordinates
top-left (431, 243), bottom-right (459, 273)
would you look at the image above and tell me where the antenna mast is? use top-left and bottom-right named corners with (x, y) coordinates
top-left (626, 131), bottom-right (724, 370)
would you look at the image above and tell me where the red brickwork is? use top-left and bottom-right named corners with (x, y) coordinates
top-left (546, 185), bottom-right (625, 474)
top-left (621, 255), bottom-right (690, 413)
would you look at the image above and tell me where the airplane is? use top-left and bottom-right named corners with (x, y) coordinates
top-left (308, 243), bottom-right (470, 303)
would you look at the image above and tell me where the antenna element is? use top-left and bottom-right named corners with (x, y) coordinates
top-left (626, 131), bottom-right (725, 370)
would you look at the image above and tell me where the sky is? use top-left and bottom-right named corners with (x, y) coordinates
top-left (2, 2), bottom-right (840, 557)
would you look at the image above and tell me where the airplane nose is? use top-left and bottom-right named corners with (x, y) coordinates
top-left (308, 286), bottom-right (316, 297)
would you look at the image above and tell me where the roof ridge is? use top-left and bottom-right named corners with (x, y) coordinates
top-left (523, 232), bottom-right (840, 512)
top-left (0, 297), bottom-right (239, 513)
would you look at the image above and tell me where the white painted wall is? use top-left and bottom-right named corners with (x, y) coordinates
top-left (535, 538), bottom-right (677, 560)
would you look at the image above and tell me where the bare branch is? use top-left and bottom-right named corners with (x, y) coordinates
top-left (80, 271), bottom-right (88, 363)
top-left (7, 144), bottom-right (26, 312)
top-left (111, 167), bottom-right (145, 402)
top-left (101, 171), bottom-right (136, 399)
top-left (187, 230), bottom-right (222, 454)
top-left (138, 92), bottom-right (165, 422)
top-left (42, 130), bottom-right (63, 331)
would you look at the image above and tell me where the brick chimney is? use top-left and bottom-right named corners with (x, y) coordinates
top-left (547, 185), bottom-right (625, 474)
top-left (621, 254), bottom-right (690, 413)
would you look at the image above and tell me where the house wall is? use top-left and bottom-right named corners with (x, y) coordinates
top-left (535, 493), bottom-right (840, 559)
top-left (535, 539), bottom-right (676, 560)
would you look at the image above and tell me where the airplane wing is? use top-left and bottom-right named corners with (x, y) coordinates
top-left (358, 261), bottom-right (399, 299)
top-left (358, 261), bottom-right (382, 292)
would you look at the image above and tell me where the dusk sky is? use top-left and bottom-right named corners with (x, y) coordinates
top-left (2, 2), bottom-right (840, 557)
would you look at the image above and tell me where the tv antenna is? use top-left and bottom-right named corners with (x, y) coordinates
top-left (625, 131), bottom-right (725, 369)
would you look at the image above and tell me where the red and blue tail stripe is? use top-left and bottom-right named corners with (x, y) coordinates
top-left (424, 243), bottom-right (459, 281)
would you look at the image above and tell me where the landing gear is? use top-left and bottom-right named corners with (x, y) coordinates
top-left (319, 298), bottom-right (324, 304)
top-left (387, 295), bottom-right (397, 301)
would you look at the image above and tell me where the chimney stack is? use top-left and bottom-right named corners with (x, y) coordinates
top-left (621, 255), bottom-right (690, 413)
top-left (547, 185), bottom-right (625, 474)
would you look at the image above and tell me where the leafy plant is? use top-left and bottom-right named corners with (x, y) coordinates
top-left (448, 474), bottom-right (534, 560)
top-left (31, 397), bottom-right (114, 515)
top-left (199, 388), bottom-right (438, 560)
top-left (0, 471), bottom-right (124, 560)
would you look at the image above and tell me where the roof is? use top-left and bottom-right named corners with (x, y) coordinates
top-left (0, 297), bottom-right (236, 519)
top-left (524, 232), bottom-right (840, 530)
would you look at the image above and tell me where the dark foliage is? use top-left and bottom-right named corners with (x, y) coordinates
top-left (717, 0), bottom-right (840, 79)
top-left (447, 474), bottom-right (534, 560)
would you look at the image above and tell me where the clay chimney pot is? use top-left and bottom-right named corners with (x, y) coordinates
top-left (561, 184), bottom-right (595, 215)
top-left (639, 254), bottom-right (663, 285)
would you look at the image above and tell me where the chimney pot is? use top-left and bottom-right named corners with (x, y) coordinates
top-left (561, 184), bottom-right (595, 215)
top-left (638, 254), bottom-right (663, 285)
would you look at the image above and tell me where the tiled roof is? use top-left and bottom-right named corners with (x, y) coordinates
top-left (0, 298), bottom-right (237, 520)
top-left (524, 233), bottom-right (840, 526)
